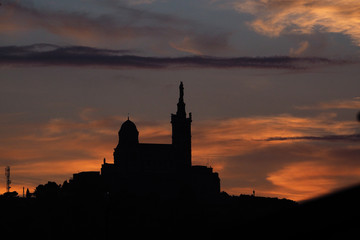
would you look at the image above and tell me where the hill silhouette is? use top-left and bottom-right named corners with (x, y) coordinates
top-left (1, 184), bottom-right (360, 239)
top-left (241, 183), bottom-right (360, 239)
top-left (0, 187), bottom-right (296, 240)
top-left (288, 183), bottom-right (360, 238)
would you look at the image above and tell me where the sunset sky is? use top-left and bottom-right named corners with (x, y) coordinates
top-left (1, 0), bottom-right (360, 201)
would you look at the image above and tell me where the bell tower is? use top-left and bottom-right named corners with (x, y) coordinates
top-left (171, 82), bottom-right (192, 170)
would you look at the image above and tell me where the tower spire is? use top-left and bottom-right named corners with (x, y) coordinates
top-left (171, 82), bottom-right (192, 169)
top-left (179, 81), bottom-right (184, 102)
top-left (5, 166), bottom-right (11, 193)
top-left (176, 82), bottom-right (186, 117)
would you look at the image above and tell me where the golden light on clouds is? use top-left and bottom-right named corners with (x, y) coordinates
top-left (267, 161), bottom-right (360, 200)
top-left (1, 105), bottom-right (359, 201)
top-left (235, 0), bottom-right (360, 46)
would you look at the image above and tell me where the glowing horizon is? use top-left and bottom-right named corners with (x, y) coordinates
top-left (2, 105), bottom-right (360, 201)
top-left (1, 0), bottom-right (360, 202)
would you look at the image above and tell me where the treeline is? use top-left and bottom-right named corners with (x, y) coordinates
top-left (0, 180), bottom-right (298, 239)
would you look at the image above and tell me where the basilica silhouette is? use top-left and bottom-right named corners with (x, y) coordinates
top-left (72, 82), bottom-right (220, 199)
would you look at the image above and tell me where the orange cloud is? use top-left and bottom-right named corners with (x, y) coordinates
top-left (267, 160), bottom-right (360, 201)
top-left (1, 109), bottom-right (359, 201)
top-left (235, 0), bottom-right (360, 46)
top-left (190, 114), bottom-right (359, 201)
top-left (295, 97), bottom-right (360, 110)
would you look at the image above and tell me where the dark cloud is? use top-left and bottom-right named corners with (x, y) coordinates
top-left (1, 2), bottom-right (178, 43)
top-left (0, 44), bottom-right (349, 69)
top-left (0, 1), bottom-right (231, 55)
top-left (0, 43), bottom-right (132, 56)
top-left (98, 0), bottom-right (194, 26)
top-left (262, 134), bottom-right (360, 142)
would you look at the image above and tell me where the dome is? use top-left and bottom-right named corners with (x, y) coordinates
top-left (118, 119), bottom-right (139, 145)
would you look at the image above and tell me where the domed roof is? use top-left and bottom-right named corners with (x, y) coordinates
top-left (118, 119), bottom-right (139, 145)
top-left (120, 119), bottom-right (137, 131)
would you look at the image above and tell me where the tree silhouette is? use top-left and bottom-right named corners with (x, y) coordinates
top-left (34, 181), bottom-right (60, 199)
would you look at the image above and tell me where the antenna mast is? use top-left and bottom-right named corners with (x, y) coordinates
top-left (5, 166), bottom-right (11, 193)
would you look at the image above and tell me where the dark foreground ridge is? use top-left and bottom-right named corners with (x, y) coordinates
top-left (1, 184), bottom-right (360, 239)
top-left (0, 189), bottom-right (297, 240)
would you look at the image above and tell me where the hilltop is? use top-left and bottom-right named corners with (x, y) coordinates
top-left (0, 188), bottom-right (296, 240)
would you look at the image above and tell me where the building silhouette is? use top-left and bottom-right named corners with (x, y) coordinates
top-left (73, 82), bottom-right (220, 199)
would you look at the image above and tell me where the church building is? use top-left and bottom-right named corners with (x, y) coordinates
top-left (74, 82), bottom-right (220, 199)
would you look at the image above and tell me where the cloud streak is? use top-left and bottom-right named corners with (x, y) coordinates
top-left (0, 44), bottom-right (349, 69)
top-left (235, 0), bottom-right (360, 46)
top-left (0, 1), bottom-right (231, 55)
top-left (0, 2), bottom-right (188, 39)
top-left (261, 134), bottom-right (360, 142)
top-left (296, 97), bottom-right (360, 110)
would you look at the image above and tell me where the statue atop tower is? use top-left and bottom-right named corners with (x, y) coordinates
top-left (171, 82), bottom-right (192, 170)
top-left (176, 82), bottom-right (186, 117)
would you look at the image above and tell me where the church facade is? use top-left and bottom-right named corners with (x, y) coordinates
top-left (74, 82), bottom-right (220, 199)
